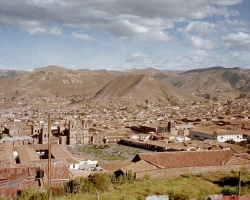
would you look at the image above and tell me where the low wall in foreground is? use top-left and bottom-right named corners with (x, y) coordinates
top-left (135, 164), bottom-right (250, 179)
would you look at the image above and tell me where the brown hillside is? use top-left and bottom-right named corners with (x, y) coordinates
top-left (151, 67), bottom-right (250, 94)
top-left (95, 74), bottom-right (198, 104)
top-left (0, 66), bottom-right (119, 100)
top-left (1, 66), bottom-right (249, 105)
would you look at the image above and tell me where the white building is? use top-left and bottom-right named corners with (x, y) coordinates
top-left (189, 128), bottom-right (244, 142)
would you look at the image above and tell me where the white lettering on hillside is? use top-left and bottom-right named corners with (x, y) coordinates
top-left (62, 73), bottom-right (83, 84)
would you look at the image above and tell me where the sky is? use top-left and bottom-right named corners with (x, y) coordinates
top-left (0, 0), bottom-right (250, 71)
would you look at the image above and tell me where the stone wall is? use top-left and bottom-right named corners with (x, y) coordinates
top-left (135, 164), bottom-right (250, 179)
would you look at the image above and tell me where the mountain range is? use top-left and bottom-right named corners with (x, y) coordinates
top-left (0, 66), bottom-right (249, 105)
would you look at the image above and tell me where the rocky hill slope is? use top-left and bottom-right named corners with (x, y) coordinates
top-left (94, 74), bottom-right (197, 104)
top-left (151, 67), bottom-right (250, 94)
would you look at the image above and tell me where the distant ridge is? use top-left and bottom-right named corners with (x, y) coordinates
top-left (0, 69), bottom-right (26, 79)
top-left (181, 66), bottom-right (240, 74)
top-left (0, 65), bottom-right (250, 105)
top-left (34, 65), bottom-right (67, 72)
top-left (151, 66), bottom-right (250, 94)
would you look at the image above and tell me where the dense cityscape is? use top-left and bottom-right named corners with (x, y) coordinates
top-left (1, 90), bottom-right (250, 199)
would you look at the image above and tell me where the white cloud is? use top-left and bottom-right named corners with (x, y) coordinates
top-left (0, 0), bottom-right (242, 40)
top-left (0, 18), bottom-right (63, 35)
top-left (127, 53), bottom-right (152, 64)
top-left (222, 32), bottom-right (250, 50)
top-left (225, 19), bottom-right (247, 26)
top-left (184, 21), bottom-right (217, 35)
top-left (187, 50), bottom-right (209, 63)
top-left (229, 52), bottom-right (243, 61)
top-left (146, 30), bottom-right (170, 41)
top-left (19, 21), bottom-right (47, 35)
top-left (72, 32), bottom-right (96, 40)
top-left (25, 24), bottom-right (62, 35)
top-left (48, 26), bottom-right (62, 35)
top-left (189, 35), bottom-right (215, 50)
top-left (167, 55), bottom-right (184, 63)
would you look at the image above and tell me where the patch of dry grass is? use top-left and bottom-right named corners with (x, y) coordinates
top-left (52, 175), bottom-right (221, 200)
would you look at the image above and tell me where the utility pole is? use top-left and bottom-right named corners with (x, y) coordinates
top-left (238, 170), bottom-right (241, 196)
top-left (48, 114), bottom-right (52, 200)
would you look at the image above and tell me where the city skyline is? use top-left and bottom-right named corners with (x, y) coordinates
top-left (0, 0), bottom-right (250, 71)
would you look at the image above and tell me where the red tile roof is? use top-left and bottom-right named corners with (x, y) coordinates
top-left (225, 154), bottom-right (250, 165)
top-left (120, 160), bottom-right (161, 173)
top-left (132, 150), bottom-right (234, 168)
top-left (98, 161), bottom-right (132, 172)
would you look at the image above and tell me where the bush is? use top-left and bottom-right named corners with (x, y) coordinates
top-left (198, 189), bottom-right (210, 200)
top-left (51, 186), bottom-right (65, 196)
top-left (82, 179), bottom-right (95, 193)
top-left (142, 174), bottom-right (151, 181)
top-left (241, 168), bottom-right (249, 175)
top-left (17, 187), bottom-right (47, 200)
top-left (114, 170), bottom-right (135, 184)
top-left (136, 195), bottom-right (144, 200)
top-left (182, 173), bottom-right (192, 178)
top-left (89, 173), bottom-right (111, 192)
top-left (168, 190), bottom-right (189, 200)
top-left (66, 173), bottom-right (111, 194)
top-left (221, 185), bottom-right (237, 195)
top-left (196, 174), bottom-right (203, 178)
top-left (67, 178), bottom-right (82, 194)
top-left (221, 176), bottom-right (238, 186)
top-left (66, 177), bottom-right (95, 194)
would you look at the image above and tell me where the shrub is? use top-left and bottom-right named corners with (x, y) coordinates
top-left (168, 190), bottom-right (190, 200)
top-left (198, 189), bottom-right (210, 200)
top-left (142, 174), bottom-right (151, 181)
top-left (136, 195), bottom-right (144, 200)
top-left (221, 185), bottom-right (237, 195)
top-left (241, 168), bottom-right (249, 175)
top-left (182, 173), bottom-right (192, 178)
top-left (66, 177), bottom-right (95, 194)
top-left (17, 187), bottom-right (47, 200)
top-left (51, 186), bottom-right (65, 196)
top-left (82, 179), bottom-right (95, 193)
top-left (89, 173), bottom-right (111, 192)
top-left (196, 174), bottom-right (203, 178)
top-left (117, 175), bottom-right (124, 183)
top-left (67, 178), bottom-right (82, 194)
top-left (221, 176), bottom-right (238, 186)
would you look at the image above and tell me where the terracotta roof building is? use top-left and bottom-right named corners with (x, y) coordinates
top-left (129, 150), bottom-right (250, 179)
top-left (132, 150), bottom-right (235, 168)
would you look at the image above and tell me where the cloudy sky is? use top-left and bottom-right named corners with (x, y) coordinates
top-left (0, 0), bottom-right (250, 71)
